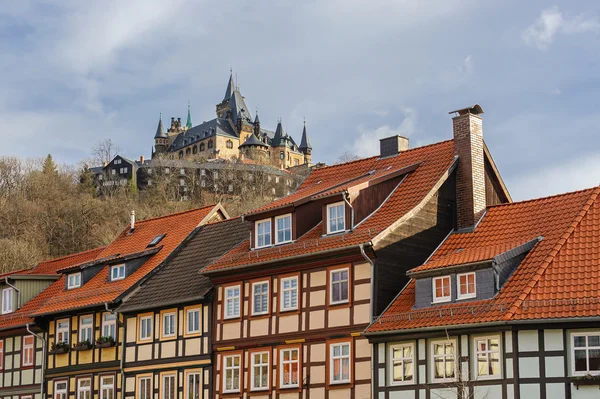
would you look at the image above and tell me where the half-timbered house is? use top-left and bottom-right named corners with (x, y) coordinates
top-left (0, 248), bottom-right (104, 399)
top-left (203, 105), bottom-right (510, 399)
top-left (366, 186), bottom-right (600, 399)
top-left (117, 217), bottom-right (248, 399)
top-left (30, 204), bottom-right (227, 399)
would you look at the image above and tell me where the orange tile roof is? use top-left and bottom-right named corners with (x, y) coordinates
top-left (31, 205), bottom-right (220, 316)
top-left (204, 140), bottom-right (457, 273)
top-left (367, 186), bottom-right (600, 333)
top-left (26, 247), bottom-right (106, 275)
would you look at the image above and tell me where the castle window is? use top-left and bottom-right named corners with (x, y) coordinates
top-left (226, 140), bottom-right (233, 149)
top-left (200, 143), bottom-right (205, 151)
top-left (186, 148), bottom-right (191, 155)
top-left (295, 159), bottom-right (299, 166)
top-left (192, 145), bottom-right (198, 154)
top-left (208, 140), bottom-right (213, 149)
top-left (179, 151), bottom-right (184, 159)
top-left (280, 151), bottom-right (284, 160)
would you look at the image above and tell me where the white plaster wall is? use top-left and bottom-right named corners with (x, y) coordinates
top-left (473, 385), bottom-right (501, 399)
top-left (389, 391), bottom-right (417, 399)
top-left (519, 357), bottom-right (540, 378)
top-left (544, 330), bottom-right (563, 351)
top-left (546, 383), bottom-right (566, 399)
top-left (545, 356), bottom-right (565, 378)
top-left (518, 330), bottom-right (539, 351)
top-left (520, 384), bottom-right (540, 398)
top-left (429, 388), bottom-right (458, 399)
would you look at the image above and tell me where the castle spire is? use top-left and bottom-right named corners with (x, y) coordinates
top-left (254, 109), bottom-right (260, 125)
top-left (299, 119), bottom-right (312, 151)
top-left (154, 113), bottom-right (167, 139)
top-left (223, 71), bottom-right (234, 102)
top-left (186, 101), bottom-right (192, 129)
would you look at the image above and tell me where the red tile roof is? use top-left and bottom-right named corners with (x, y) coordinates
top-left (367, 186), bottom-right (600, 333)
top-left (31, 205), bottom-right (221, 316)
top-left (204, 140), bottom-right (457, 273)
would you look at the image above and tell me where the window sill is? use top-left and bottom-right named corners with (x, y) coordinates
top-left (456, 295), bottom-right (476, 301)
top-left (431, 299), bottom-right (451, 305)
top-left (279, 308), bottom-right (299, 315)
top-left (328, 381), bottom-right (353, 389)
top-left (388, 380), bottom-right (416, 386)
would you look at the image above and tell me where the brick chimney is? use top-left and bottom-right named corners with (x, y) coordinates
top-left (451, 104), bottom-right (486, 231)
top-left (379, 135), bottom-right (409, 157)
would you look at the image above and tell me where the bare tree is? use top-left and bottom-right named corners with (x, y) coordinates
top-left (92, 139), bottom-right (121, 166)
top-left (336, 151), bottom-right (361, 164)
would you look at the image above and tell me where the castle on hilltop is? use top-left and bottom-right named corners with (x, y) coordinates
top-left (152, 72), bottom-right (312, 169)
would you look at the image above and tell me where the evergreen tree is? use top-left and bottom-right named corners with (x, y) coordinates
top-left (42, 154), bottom-right (58, 176)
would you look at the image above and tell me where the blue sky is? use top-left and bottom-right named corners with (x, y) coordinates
top-left (1, 0), bottom-right (599, 201)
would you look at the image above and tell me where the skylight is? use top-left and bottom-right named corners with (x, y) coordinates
top-left (148, 234), bottom-right (166, 247)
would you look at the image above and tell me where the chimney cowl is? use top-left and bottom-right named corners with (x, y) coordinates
top-left (130, 210), bottom-right (135, 231)
top-left (379, 135), bottom-right (409, 158)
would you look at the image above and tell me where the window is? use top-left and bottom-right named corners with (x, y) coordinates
top-left (475, 336), bottom-right (500, 378)
top-left (327, 202), bottom-right (345, 234)
top-left (138, 376), bottom-right (151, 399)
top-left (226, 140), bottom-right (233, 149)
top-left (275, 214), bottom-right (292, 244)
top-left (100, 376), bottom-right (114, 399)
top-left (457, 272), bottom-right (476, 300)
top-left (139, 315), bottom-right (152, 340)
top-left (148, 234), bottom-right (165, 247)
top-left (162, 374), bottom-right (176, 399)
top-left (79, 315), bottom-right (93, 343)
top-left (224, 286), bottom-right (241, 319)
top-left (280, 276), bottom-right (298, 312)
top-left (255, 219), bottom-right (272, 248)
top-left (57, 319), bottom-right (70, 344)
top-left (22, 336), bottom-right (34, 366)
top-left (162, 312), bottom-right (176, 337)
top-left (208, 140), bottom-right (213, 149)
top-left (295, 159), bottom-right (299, 166)
top-left (186, 309), bottom-right (200, 334)
top-left (110, 264), bottom-right (125, 281)
top-left (280, 347), bottom-right (300, 388)
top-left (433, 276), bottom-right (451, 303)
top-left (431, 340), bottom-right (456, 381)
top-left (0, 340), bottom-right (3, 370)
top-left (165, 168), bottom-right (170, 174)
top-left (55, 381), bottom-right (68, 399)
top-left (572, 332), bottom-right (600, 375)
top-left (111, 169), bottom-right (116, 175)
top-left (279, 151), bottom-right (284, 160)
top-left (228, 184), bottom-right (233, 192)
top-left (2, 288), bottom-right (13, 314)
top-left (102, 313), bottom-right (117, 340)
top-left (251, 351), bottom-right (269, 390)
top-left (252, 281), bottom-right (269, 316)
top-left (78, 378), bottom-right (91, 399)
top-left (389, 343), bottom-right (414, 385)
top-left (68, 273), bottom-right (81, 289)
top-left (330, 268), bottom-right (349, 305)
top-left (200, 143), bottom-right (205, 151)
top-left (180, 178), bottom-right (185, 186)
top-left (223, 354), bottom-right (241, 393)
top-left (330, 342), bottom-right (351, 384)
top-left (187, 372), bottom-right (201, 399)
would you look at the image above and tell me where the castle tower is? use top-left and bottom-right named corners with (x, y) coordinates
top-left (239, 133), bottom-right (269, 163)
top-left (216, 72), bottom-right (234, 119)
top-left (299, 120), bottom-right (312, 164)
top-left (185, 102), bottom-right (193, 130)
top-left (253, 110), bottom-right (261, 136)
top-left (153, 113), bottom-right (168, 158)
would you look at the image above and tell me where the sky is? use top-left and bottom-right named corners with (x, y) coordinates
top-left (1, 0), bottom-right (599, 201)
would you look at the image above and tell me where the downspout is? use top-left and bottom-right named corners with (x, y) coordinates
top-left (26, 323), bottom-right (45, 398)
top-left (344, 192), bottom-right (355, 231)
top-left (5, 277), bottom-right (21, 309)
top-left (359, 244), bottom-right (375, 399)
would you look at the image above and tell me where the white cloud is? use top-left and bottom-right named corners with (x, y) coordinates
top-left (350, 108), bottom-right (417, 158)
top-left (523, 6), bottom-right (600, 50)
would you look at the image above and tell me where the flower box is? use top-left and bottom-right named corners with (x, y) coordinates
top-left (95, 336), bottom-right (116, 348)
top-left (49, 343), bottom-right (70, 354)
top-left (569, 375), bottom-right (600, 390)
top-left (73, 342), bottom-right (93, 351)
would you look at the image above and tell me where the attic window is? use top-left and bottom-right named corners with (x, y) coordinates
top-left (67, 273), bottom-right (81, 289)
top-left (148, 234), bottom-right (166, 247)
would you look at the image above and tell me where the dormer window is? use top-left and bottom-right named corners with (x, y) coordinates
top-left (432, 276), bottom-right (451, 303)
top-left (275, 214), bottom-right (292, 244)
top-left (67, 273), bottom-right (81, 289)
top-left (255, 219), bottom-right (272, 248)
top-left (457, 272), bottom-right (476, 300)
top-left (326, 202), bottom-right (346, 234)
top-left (110, 264), bottom-right (125, 281)
top-left (1, 288), bottom-right (14, 314)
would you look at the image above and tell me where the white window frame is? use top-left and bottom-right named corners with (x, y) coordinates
top-left (139, 315), bottom-right (153, 341)
top-left (162, 373), bottom-right (176, 399)
top-left (280, 276), bottom-right (299, 312)
top-left (255, 218), bottom-right (272, 248)
top-left (389, 343), bottom-right (415, 385)
top-left (79, 315), bottom-right (93, 343)
top-left (474, 335), bottom-right (501, 379)
top-left (162, 312), bottom-right (176, 337)
top-left (252, 281), bottom-right (269, 316)
top-left (430, 339), bottom-right (457, 383)
top-left (457, 272), bottom-right (476, 300)
top-left (224, 285), bottom-right (241, 319)
top-left (99, 375), bottom-right (114, 399)
top-left (432, 276), bottom-right (452, 303)
top-left (186, 372), bottom-right (201, 399)
top-left (250, 350), bottom-right (270, 391)
top-left (110, 264), bottom-right (125, 281)
top-left (280, 347), bottom-right (300, 388)
top-left (223, 354), bottom-right (241, 393)
top-left (138, 376), bottom-right (152, 399)
top-left (330, 268), bottom-right (350, 305)
top-left (2, 287), bottom-right (14, 314)
top-left (22, 335), bottom-right (35, 367)
top-left (102, 313), bottom-right (117, 339)
top-left (77, 377), bottom-right (92, 399)
top-left (330, 342), bottom-right (352, 384)
top-left (186, 308), bottom-right (201, 334)
top-left (56, 318), bottom-right (70, 344)
top-left (275, 214), bottom-right (292, 244)
top-left (55, 381), bottom-right (68, 399)
top-left (571, 332), bottom-right (600, 376)
top-left (68, 272), bottom-right (82, 289)
top-left (326, 202), bottom-right (346, 234)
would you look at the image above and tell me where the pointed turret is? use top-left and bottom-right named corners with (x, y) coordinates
top-left (273, 119), bottom-right (284, 146)
top-left (299, 120), bottom-right (312, 164)
top-left (253, 110), bottom-right (261, 136)
top-left (186, 102), bottom-right (193, 130)
top-left (254, 111), bottom-right (260, 125)
top-left (154, 113), bottom-right (167, 139)
top-left (223, 72), bottom-right (234, 102)
top-left (153, 113), bottom-right (168, 158)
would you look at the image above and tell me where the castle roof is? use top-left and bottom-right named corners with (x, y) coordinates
top-left (299, 122), bottom-right (311, 151)
top-left (170, 118), bottom-right (237, 151)
top-left (229, 90), bottom-right (253, 125)
top-left (186, 103), bottom-right (192, 129)
top-left (223, 73), bottom-right (234, 102)
top-left (154, 114), bottom-right (167, 139)
top-left (239, 133), bottom-right (269, 148)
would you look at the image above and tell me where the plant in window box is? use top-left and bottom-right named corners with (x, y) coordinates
top-left (95, 336), bottom-right (116, 348)
top-left (49, 341), bottom-right (70, 354)
top-left (73, 339), bottom-right (93, 351)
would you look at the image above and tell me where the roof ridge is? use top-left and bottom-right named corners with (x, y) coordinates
top-left (34, 246), bottom-right (106, 266)
top-left (135, 204), bottom-right (218, 224)
top-left (205, 216), bottom-right (242, 225)
top-left (505, 186), bottom-right (600, 319)
top-left (487, 186), bottom-right (599, 210)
